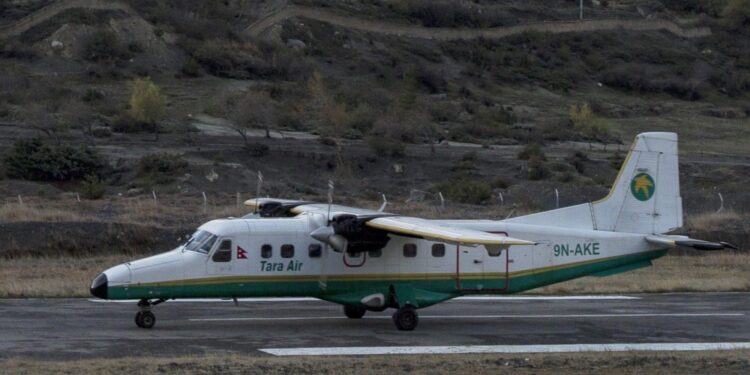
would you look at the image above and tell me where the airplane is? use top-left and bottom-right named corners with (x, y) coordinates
top-left (90, 132), bottom-right (735, 331)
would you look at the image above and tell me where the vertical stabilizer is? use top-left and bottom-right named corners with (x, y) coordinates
top-left (592, 132), bottom-right (682, 234)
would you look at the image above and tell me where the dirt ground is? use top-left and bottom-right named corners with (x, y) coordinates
top-left (3, 350), bottom-right (749, 375)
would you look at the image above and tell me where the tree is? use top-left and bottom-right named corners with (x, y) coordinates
top-left (569, 103), bottom-right (609, 150)
top-left (722, 0), bottom-right (750, 29)
top-left (128, 77), bottom-right (166, 140)
top-left (227, 91), bottom-right (276, 144)
top-left (307, 70), bottom-right (351, 137)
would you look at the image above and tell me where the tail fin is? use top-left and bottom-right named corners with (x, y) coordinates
top-left (507, 132), bottom-right (683, 234)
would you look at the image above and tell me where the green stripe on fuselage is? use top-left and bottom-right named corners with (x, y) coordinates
top-left (107, 249), bottom-right (667, 301)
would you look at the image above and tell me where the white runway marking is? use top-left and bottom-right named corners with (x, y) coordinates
top-left (189, 312), bottom-right (743, 322)
top-left (260, 342), bottom-right (750, 356)
top-left (88, 295), bottom-right (639, 303)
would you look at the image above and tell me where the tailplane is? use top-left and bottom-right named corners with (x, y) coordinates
top-left (507, 132), bottom-right (682, 234)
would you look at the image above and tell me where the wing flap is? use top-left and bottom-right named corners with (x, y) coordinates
top-left (366, 216), bottom-right (535, 246)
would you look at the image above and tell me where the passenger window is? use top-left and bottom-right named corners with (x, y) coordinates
top-left (308, 244), bottom-right (322, 258)
top-left (281, 244), bottom-right (294, 258)
top-left (432, 243), bottom-right (445, 257)
top-left (403, 244), bottom-right (417, 258)
top-left (261, 244), bottom-right (272, 258)
top-left (212, 240), bottom-right (232, 262)
top-left (369, 248), bottom-right (382, 258)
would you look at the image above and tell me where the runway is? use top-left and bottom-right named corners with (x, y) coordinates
top-left (0, 293), bottom-right (748, 360)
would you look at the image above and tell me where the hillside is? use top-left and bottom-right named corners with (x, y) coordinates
top-left (0, 0), bottom-right (749, 252)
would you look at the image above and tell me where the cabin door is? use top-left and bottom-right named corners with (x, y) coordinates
top-left (456, 244), bottom-right (508, 292)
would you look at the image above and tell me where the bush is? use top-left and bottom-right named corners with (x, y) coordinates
top-left (434, 178), bottom-right (493, 204)
top-left (3, 138), bottom-right (106, 181)
top-left (80, 175), bottom-right (107, 199)
top-left (90, 127), bottom-right (112, 138)
top-left (517, 143), bottom-right (546, 161)
top-left (84, 29), bottom-right (129, 62)
top-left (137, 153), bottom-right (188, 185)
top-left (180, 57), bottom-right (203, 78)
top-left (527, 158), bottom-right (550, 181)
top-left (566, 151), bottom-right (588, 174)
top-left (722, 0), bottom-right (750, 28)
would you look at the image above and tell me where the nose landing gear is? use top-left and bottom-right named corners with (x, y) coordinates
top-left (135, 298), bottom-right (166, 329)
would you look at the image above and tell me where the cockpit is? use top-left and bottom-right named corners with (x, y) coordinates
top-left (183, 230), bottom-right (218, 253)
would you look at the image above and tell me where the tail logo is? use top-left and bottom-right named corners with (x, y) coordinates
top-left (630, 173), bottom-right (655, 201)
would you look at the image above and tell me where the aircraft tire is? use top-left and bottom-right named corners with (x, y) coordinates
top-left (137, 311), bottom-right (156, 329)
top-left (344, 304), bottom-right (367, 319)
top-left (134, 312), bottom-right (143, 328)
top-left (392, 305), bottom-right (418, 331)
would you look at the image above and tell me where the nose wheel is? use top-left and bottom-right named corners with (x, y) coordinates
top-left (135, 298), bottom-right (165, 329)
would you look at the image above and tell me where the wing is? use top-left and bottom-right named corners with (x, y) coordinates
top-left (243, 198), bottom-right (312, 217)
top-left (291, 203), bottom-right (385, 217)
top-left (366, 216), bottom-right (536, 247)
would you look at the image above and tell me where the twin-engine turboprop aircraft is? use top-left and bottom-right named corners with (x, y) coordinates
top-left (91, 132), bottom-right (734, 330)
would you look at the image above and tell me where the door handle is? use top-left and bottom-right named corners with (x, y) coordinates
top-left (473, 260), bottom-right (482, 264)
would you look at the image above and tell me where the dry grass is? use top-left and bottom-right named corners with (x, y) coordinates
top-left (0, 255), bottom-right (132, 298)
top-left (685, 210), bottom-right (742, 231)
top-left (0, 253), bottom-right (747, 298)
top-left (536, 252), bottom-right (750, 294)
top-left (0, 203), bottom-right (87, 222)
top-left (2, 350), bottom-right (749, 375)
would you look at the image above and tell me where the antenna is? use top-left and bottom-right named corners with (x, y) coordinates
top-left (254, 171), bottom-right (263, 214)
top-left (378, 194), bottom-right (387, 212)
top-left (326, 180), bottom-right (334, 225)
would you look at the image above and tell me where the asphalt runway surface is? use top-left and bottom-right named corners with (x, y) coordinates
top-left (1, 293), bottom-right (748, 360)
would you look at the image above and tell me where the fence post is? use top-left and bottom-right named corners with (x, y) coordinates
top-left (202, 192), bottom-right (208, 214)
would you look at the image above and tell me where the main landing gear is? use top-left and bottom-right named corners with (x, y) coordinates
top-left (343, 304), bottom-right (367, 319)
top-left (392, 305), bottom-right (418, 331)
top-left (135, 298), bottom-right (165, 329)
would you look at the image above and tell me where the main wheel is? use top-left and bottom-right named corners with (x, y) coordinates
top-left (136, 311), bottom-right (156, 329)
top-left (344, 304), bottom-right (367, 319)
top-left (392, 305), bottom-right (418, 331)
top-left (134, 311), bottom-right (143, 328)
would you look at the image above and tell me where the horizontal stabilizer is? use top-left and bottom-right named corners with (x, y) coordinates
top-left (646, 235), bottom-right (738, 251)
top-left (366, 216), bottom-right (536, 247)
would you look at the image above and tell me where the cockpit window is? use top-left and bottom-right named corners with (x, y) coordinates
top-left (184, 230), bottom-right (218, 254)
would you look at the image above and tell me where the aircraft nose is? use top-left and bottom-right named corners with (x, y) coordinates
top-left (90, 273), bottom-right (108, 299)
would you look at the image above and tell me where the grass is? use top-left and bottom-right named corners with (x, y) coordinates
top-left (0, 255), bottom-right (131, 298)
top-left (2, 350), bottom-right (749, 374)
top-left (0, 202), bottom-right (87, 222)
top-left (685, 210), bottom-right (742, 231)
top-left (0, 253), bottom-right (746, 298)
top-left (536, 252), bottom-right (750, 294)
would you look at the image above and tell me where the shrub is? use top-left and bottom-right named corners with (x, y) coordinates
top-left (434, 178), bottom-right (493, 204)
top-left (137, 153), bottom-right (188, 185)
top-left (84, 29), bottom-right (129, 62)
top-left (527, 158), bottom-right (550, 181)
top-left (566, 151), bottom-right (588, 174)
top-left (722, 0), bottom-right (750, 28)
top-left (569, 103), bottom-right (609, 146)
top-left (80, 175), bottom-right (107, 199)
top-left (3, 138), bottom-right (106, 181)
top-left (517, 143), bottom-right (546, 161)
top-left (128, 77), bottom-right (166, 127)
top-left (180, 58), bottom-right (203, 78)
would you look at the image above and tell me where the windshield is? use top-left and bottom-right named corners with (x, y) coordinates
top-left (183, 230), bottom-right (218, 253)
